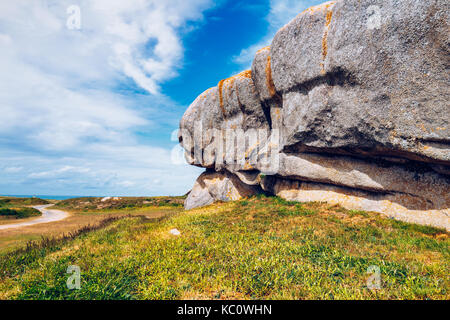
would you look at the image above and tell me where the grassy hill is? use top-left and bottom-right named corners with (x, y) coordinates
top-left (0, 197), bottom-right (48, 219)
top-left (0, 195), bottom-right (448, 300)
top-left (0, 197), bottom-right (49, 207)
top-left (0, 207), bottom-right (41, 219)
top-left (54, 196), bottom-right (184, 211)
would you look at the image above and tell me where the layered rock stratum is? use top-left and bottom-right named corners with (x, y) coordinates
top-left (179, 0), bottom-right (450, 230)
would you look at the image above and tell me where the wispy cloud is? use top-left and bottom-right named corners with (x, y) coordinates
top-left (1, 142), bottom-right (203, 196)
top-left (28, 166), bottom-right (90, 179)
top-left (3, 166), bottom-right (23, 174)
top-left (0, 0), bottom-right (211, 196)
top-left (233, 0), bottom-right (322, 67)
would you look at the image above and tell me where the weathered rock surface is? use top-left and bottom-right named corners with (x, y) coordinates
top-left (180, 0), bottom-right (450, 230)
top-left (184, 170), bottom-right (260, 210)
top-left (271, 0), bottom-right (449, 164)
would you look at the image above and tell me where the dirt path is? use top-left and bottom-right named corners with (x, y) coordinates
top-left (0, 204), bottom-right (70, 230)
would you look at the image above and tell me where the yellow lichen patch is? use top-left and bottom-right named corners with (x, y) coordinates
top-left (273, 107), bottom-right (281, 120)
top-left (320, 4), bottom-right (334, 74)
top-left (322, 10), bottom-right (333, 59)
top-left (225, 185), bottom-right (239, 201)
top-left (419, 123), bottom-right (428, 133)
top-left (237, 69), bottom-right (252, 79)
top-left (219, 70), bottom-right (252, 87)
top-left (265, 55), bottom-right (277, 97)
top-left (256, 46), bottom-right (270, 54)
top-left (389, 129), bottom-right (398, 139)
top-left (277, 2), bottom-right (336, 45)
top-left (319, 62), bottom-right (326, 75)
top-left (325, 7), bottom-right (333, 26)
top-left (217, 70), bottom-right (252, 116)
top-left (218, 79), bottom-right (226, 115)
top-left (302, 1), bottom-right (336, 15)
top-left (243, 161), bottom-right (254, 170)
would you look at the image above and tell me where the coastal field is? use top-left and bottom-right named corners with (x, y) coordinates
top-left (0, 195), bottom-right (448, 300)
top-left (0, 196), bottom-right (184, 252)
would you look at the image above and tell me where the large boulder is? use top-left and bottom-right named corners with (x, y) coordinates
top-left (180, 0), bottom-right (450, 230)
top-left (271, 0), bottom-right (449, 164)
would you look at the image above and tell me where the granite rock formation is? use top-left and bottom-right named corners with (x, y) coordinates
top-left (179, 0), bottom-right (450, 230)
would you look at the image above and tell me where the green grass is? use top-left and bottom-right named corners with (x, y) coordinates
top-left (0, 197), bottom-right (48, 219)
top-left (0, 196), bottom-right (448, 300)
top-left (0, 197), bottom-right (49, 208)
top-left (54, 196), bottom-right (184, 212)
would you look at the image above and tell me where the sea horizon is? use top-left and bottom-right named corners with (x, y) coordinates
top-left (0, 195), bottom-right (89, 200)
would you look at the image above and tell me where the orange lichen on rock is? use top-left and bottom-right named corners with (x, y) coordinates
top-left (256, 46), bottom-right (270, 54)
top-left (419, 123), bottom-right (428, 133)
top-left (217, 70), bottom-right (252, 116)
top-left (265, 55), bottom-right (277, 97)
top-left (323, 10), bottom-right (333, 56)
top-left (218, 79), bottom-right (226, 115)
top-left (319, 62), bottom-right (325, 74)
top-left (219, 70), bottom-right (252, 86)
top-left (236, 70), bottom-right (252, 79)
top-left (325, 9), bottom-right (333, 25)
top-left (302, 1), bottom-right (336, 15)
top-left (321, 4), bottom-right (334, 74)
top-left (274, 108), bottom-right (281, 120)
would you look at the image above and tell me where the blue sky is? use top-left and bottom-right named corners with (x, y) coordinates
top-left (0, 0), bottom-right (322, 197)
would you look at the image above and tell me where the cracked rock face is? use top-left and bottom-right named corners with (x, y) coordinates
top-left (179, 0), bottom-right (450, 230)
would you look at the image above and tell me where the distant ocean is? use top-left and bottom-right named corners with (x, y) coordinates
top-left (1, 195), bottom-right (86, 200)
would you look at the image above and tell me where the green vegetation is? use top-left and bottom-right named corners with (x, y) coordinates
top-left (0, 196), bottom-right (448, 300)
top-left (54, 196), bottom-right (184, 212)
top-left (0, 197), bottom-right (48, 219)
top-left (0, 207), bottom-right (41, 219)
top-left (0, 196), bottom-right (184, 253)
top-left (0, 197), bottom-right (49, 208)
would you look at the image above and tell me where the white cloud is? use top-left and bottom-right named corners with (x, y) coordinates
top-left (0, 0), bottom-right (212, 94)
top-left (28, 166), bottom-right (90, 178)
top-left (1, 145), bottom-right (202, 196)
top-left (0, 0), bottom-right (211, 196)
top-left (233, 0), bottom-right (322, 67)
top-left (3, 166), bottom-right (23, 173)
top-left (117, 181), bottom-right (135, 188)
top-left (0, 1), bottom-right (215, 151)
